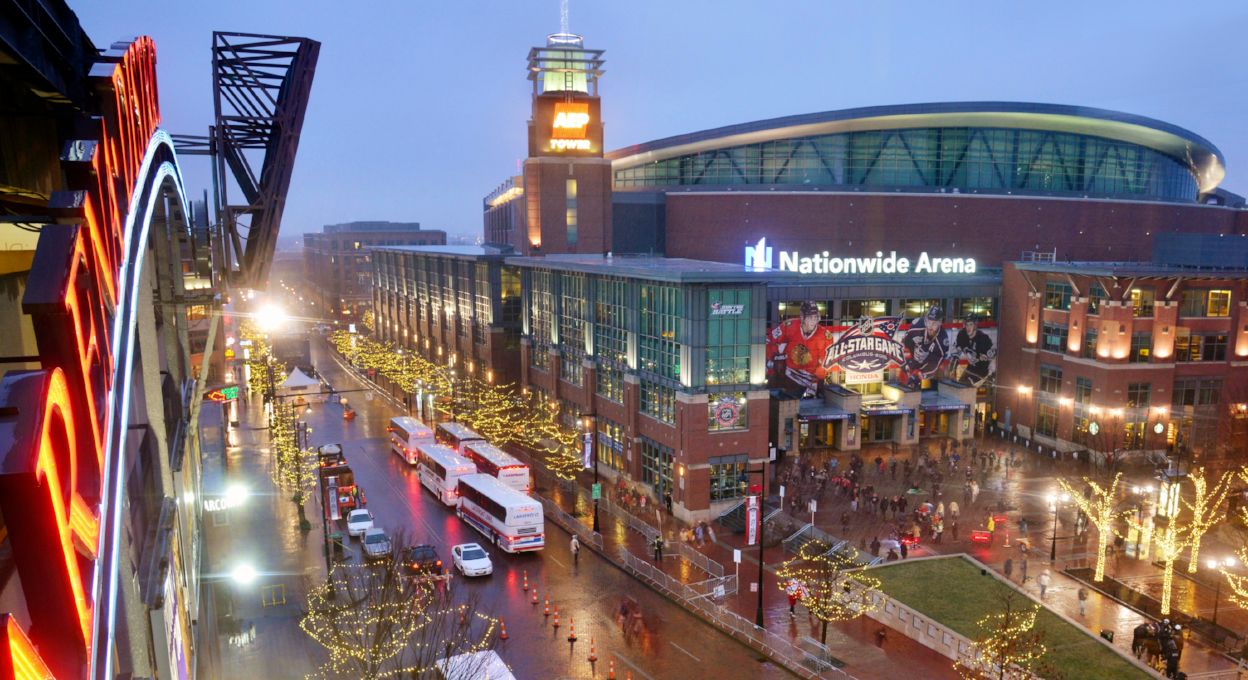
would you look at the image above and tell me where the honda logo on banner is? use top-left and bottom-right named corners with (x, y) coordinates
top-left (746, 495), bottom-right (760, 546)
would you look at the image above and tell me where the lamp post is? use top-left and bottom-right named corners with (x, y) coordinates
top-left (582, 414), bottom-right (600, 533)
top-left (1047, 490), bottom-right (1070, 562)
top-left (1206, 556), bottom-right (1235, 625)
top-left (449, 368), bottom-right (458, 423)
top-left (741, 464), bottom-right (768, 629)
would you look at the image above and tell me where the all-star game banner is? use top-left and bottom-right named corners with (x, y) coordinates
top-left (765, 302), bottom-right (997, 397)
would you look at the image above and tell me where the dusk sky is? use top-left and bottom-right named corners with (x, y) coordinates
top-left (77, 1), bottom-right (1248, 241)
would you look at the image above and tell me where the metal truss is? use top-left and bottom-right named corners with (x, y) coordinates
top-left (210, 31), bottom-right (319, 289)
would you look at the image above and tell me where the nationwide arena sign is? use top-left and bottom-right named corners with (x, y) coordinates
top-left (746, 237), bottom-right (976, 276)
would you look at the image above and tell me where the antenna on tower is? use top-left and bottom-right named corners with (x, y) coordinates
top-left (560, 0), bottom-right (569, 34)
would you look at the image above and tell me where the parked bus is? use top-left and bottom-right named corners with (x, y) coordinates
top-left (415, 443), bottom-right (477, 506)
top-left (463, 440), bottom-right (530, 493)
top-left (435, 422), bottom-right (484, 453)
top-left (455, 473), bottom-right (544, 553)
top-left (388, 416), bottom-right (434, 464)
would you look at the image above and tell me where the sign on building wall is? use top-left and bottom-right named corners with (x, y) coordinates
top-left (747, 238), bottom-right (976, 276)
top-left (766, 302), bottom-right (997, 397)
top-left (711, 399), bottom-right (741, 428)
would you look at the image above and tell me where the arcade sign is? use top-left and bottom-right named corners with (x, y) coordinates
top-left (206, 385), bottom-right (241, 402)
top-left (0, 36), bottom-right (162, 680)
top-left (746, 237), bottom-right (976, 276)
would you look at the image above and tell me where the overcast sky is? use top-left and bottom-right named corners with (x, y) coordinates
top-left (76, 1), bottom-right (1248, 240)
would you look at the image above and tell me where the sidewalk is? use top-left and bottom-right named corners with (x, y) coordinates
top-left (196, 394), bottom-right (328, 679)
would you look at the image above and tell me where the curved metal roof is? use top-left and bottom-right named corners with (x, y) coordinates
top-left (606, 102), bottom-right (1225, 194)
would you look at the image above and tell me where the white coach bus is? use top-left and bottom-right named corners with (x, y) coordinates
top-left (415, 443), bottom-right (477, 506)
top-left (435, 422), bottom-right (484, 453)
top-left (463, 440), bottom-right (531, 493)
top-left (388, 416), bottom-right (434, 465)
top-left (455, 474), bottom-right (544, 553)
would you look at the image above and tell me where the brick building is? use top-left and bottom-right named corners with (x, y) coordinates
top-left (303, 220), bottom-right (444, 321)
top-left (995, 261), bottom-right (1248, 468)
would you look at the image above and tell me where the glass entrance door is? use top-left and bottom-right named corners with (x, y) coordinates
top-left (867, 416), bottom-right (894, 442)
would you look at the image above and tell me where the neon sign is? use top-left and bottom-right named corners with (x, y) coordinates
top-left (550, 101), bottom-right (591, 152)
top-left (206, 385), bottom-right (240, 402)
top-left (0, 36), bottom-right (162, 680)
top-left (746, 237), bottom-right (976, 275)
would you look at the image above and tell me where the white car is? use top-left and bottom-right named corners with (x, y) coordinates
top-left (346, 509), bottom-right (374, 538)
top-left (451, 543), bottom-right (493, 577)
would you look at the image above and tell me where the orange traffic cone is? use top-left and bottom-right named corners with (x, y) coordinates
top-left (567, 618), bottom-right (577, 642)
top-left (588, 637), bottom-right (598, 662)
top-left (608, 659), bottom-right (615, 679)
top-left (552, 608), bottom-right (561, 629)
top-left (499, 618), bottom-right (508, 640)
top-left (531, 588), bottom-right (539, 605)
top-left (522, 570), bottom-right (529, 592)
top-left (544, 596), bottom-right (551, 617)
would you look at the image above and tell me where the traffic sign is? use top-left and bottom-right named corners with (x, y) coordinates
top-left (592, 483), bottom-right (602, 500)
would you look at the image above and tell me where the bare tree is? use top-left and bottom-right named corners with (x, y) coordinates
top-left (300, 532), bottom-right (498, 678)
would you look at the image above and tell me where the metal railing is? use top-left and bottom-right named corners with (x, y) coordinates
top-left (614, 548), bottom-right (848, 679)
top-left (535, 494), bottom-right (603, 552)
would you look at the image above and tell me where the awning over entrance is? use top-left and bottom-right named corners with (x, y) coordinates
top-left (797, 400), bottom-right (854, 422)
top-left (860, 400), bottom-right (911, 417)
top-left (920, 391), bottom-right (969, 412)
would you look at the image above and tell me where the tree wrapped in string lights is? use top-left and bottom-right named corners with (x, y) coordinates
top-left (775, 541), bottom-right (881, 645)
top-left (1127, 512), bottom-right (1192, 616)
top-left (1183, 467), bottom-right (1235, 572)
top-left (300, 537), bottom-right (498, 679)
top-left (1057, 473), bottom-right (1132, 582)
top-left (955, 591), bottom-right (1057, 680)
top-left (268, 401), bottom-right (317, 527)
top-left (239, 320), bottom-right (275, 398)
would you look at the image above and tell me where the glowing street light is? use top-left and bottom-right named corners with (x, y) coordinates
top-left (256, 304), bottom-right (288, 333)
top-left (230, 564), bottom-right (258, 585)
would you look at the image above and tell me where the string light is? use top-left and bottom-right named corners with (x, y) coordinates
top-left (775, 542), bottom-right (881, 644)
top-left (300, 563), bottom-right (498, 678)
top-left (954, 598), bottom-right (1053, 679)
top-left (1182, 467), bottom-right (1235, 573)
top-left (328, 331), bottom-right (587, 480)
top-left (1057, 473), bottom-right (1133, 583)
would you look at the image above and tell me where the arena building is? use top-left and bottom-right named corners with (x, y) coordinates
top-left (376, 29), bottom-right (1248, 520)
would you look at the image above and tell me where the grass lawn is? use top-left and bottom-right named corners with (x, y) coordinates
top-left (872, 557), bottom-right (1149, 680)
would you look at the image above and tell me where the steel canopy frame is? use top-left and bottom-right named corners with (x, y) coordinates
top-left (211, 31), bottom-right (319, 290)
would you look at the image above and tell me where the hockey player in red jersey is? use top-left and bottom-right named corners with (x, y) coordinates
top-left (766, 301), bottom-right (835, 396)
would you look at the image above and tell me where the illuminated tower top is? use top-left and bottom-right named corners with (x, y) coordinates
top-left (527, 32), bottom-right (604, 96)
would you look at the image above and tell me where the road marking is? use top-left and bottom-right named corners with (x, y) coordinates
top-left (611, 653), bottom-right (655, 680)
top-left (669, 641), bottom-right (701, 662)
top-left (546, 553), bottom-right (566, 568)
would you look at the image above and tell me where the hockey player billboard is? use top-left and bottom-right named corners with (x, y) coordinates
top-left (766, 302), bottom-right (996, 396)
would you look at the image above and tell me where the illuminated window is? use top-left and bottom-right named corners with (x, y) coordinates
top-left (1044, 282), bottom-right (1072, 311)
top-left (1130, 288), bottom-right (1155, 317)
top-left (1208, 290), bottom-right (1232, 317)
top-left (1126, 383), bottom-right (1151, 408)
top-left (639, 437), bottom-right (673, 496)
top-left (709, 454), bottom-right (748, 501)
top-left (1041, 322), bottom-right (1067, 354)
top-left (1129, 332), bottom-right (1151, 363)
top-left (844, 299), bottom-right (890, 319)
top-left (1038, 365), bottom-right (1062, 394)
top-left (1075, 377), bottom-right (1093, 404)
top-left (1035, 403), bottom-right (1058, 437)
top-left (955, 297), bottom-right (995, 321)
top-left (707, 288), bottom-right (751, 385)
top-left (566, 179), bottom-right (578, 247)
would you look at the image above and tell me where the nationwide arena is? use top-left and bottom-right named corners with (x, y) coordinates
top-left (372, 32), bottom-right (1248, 521)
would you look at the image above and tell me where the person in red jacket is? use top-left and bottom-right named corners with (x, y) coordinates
top-left (767, 301), bottom-right (835, 396)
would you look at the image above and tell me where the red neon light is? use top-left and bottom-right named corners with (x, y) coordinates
top-left (1, 614), bottom-right (54, 680)
top-left (0, 35), bottom-right (162, 679)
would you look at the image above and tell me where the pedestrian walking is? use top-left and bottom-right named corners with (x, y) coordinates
top-left (1038, 570), bottom-right (1051, 600)
top-left (1004, 558), bottom-right (1014, 581)
top-left (1020, 557), bottom-right (1029, 583)
top-left (987, 514), bottom-right (996, 534)
top-left (890, 460), bottom-right (897, 479)
top-left (653, 534), bottom-right (664, 563)
top-left (951, 520), bottom-right (959, 541)
top-left (875, 626), bottom-right (888, 647)
top-left (1019, 517), bottom-right (1029, 538)
top-left (786, 579), bottom-right (802, 618)
top-left (879, 495), bottom-right (889, 518)
top-left (841, 511), bottom-right (850, 535)
top-left (971, 480), bottom-right (980, 505)
top-left (900, 541), bottom-right (909, 559)
top-left (571, 534), bottom-right (580, 563)
top-left (870, 536), bottom-right (881, 556)
top-left (1077, 586), bottom-right (1089, 616)
top-left (949, 500), bottom-right (960, 519)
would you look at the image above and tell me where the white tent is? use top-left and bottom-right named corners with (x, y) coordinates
top-left (279, 367), bottom-right (320, 399)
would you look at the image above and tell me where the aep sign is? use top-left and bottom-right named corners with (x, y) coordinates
top-left (746, 237), bottom-right (976, 276)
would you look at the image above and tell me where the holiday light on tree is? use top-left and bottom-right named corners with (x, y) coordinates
top-left (955, 592), bottom-right (1055, 680)
top-left (775, 542), bottom-right (881, 644)
top-left (1183, 467), bottom-right (1235, 572)
top-left (1058, 473), bottom-right (1132, 582)
top-left (301, 559), bottom-right (497, 678)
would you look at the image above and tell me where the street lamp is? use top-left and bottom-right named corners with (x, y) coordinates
top-left (1046, 490), bottom-right (1070, 562)
top-left (740, 465), bottom-right (768, 629)
top-left (229, 563), bottom-right (258, 585)
top-left (582, 415), bottom-right (600, 533)
top-left (449, 368), bottom-right (458, 423)
top-left (1206, 556), bottom-right (1236, 625)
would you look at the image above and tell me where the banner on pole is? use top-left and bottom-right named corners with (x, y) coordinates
top-left (746, 495), bottom-right (760, 546)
